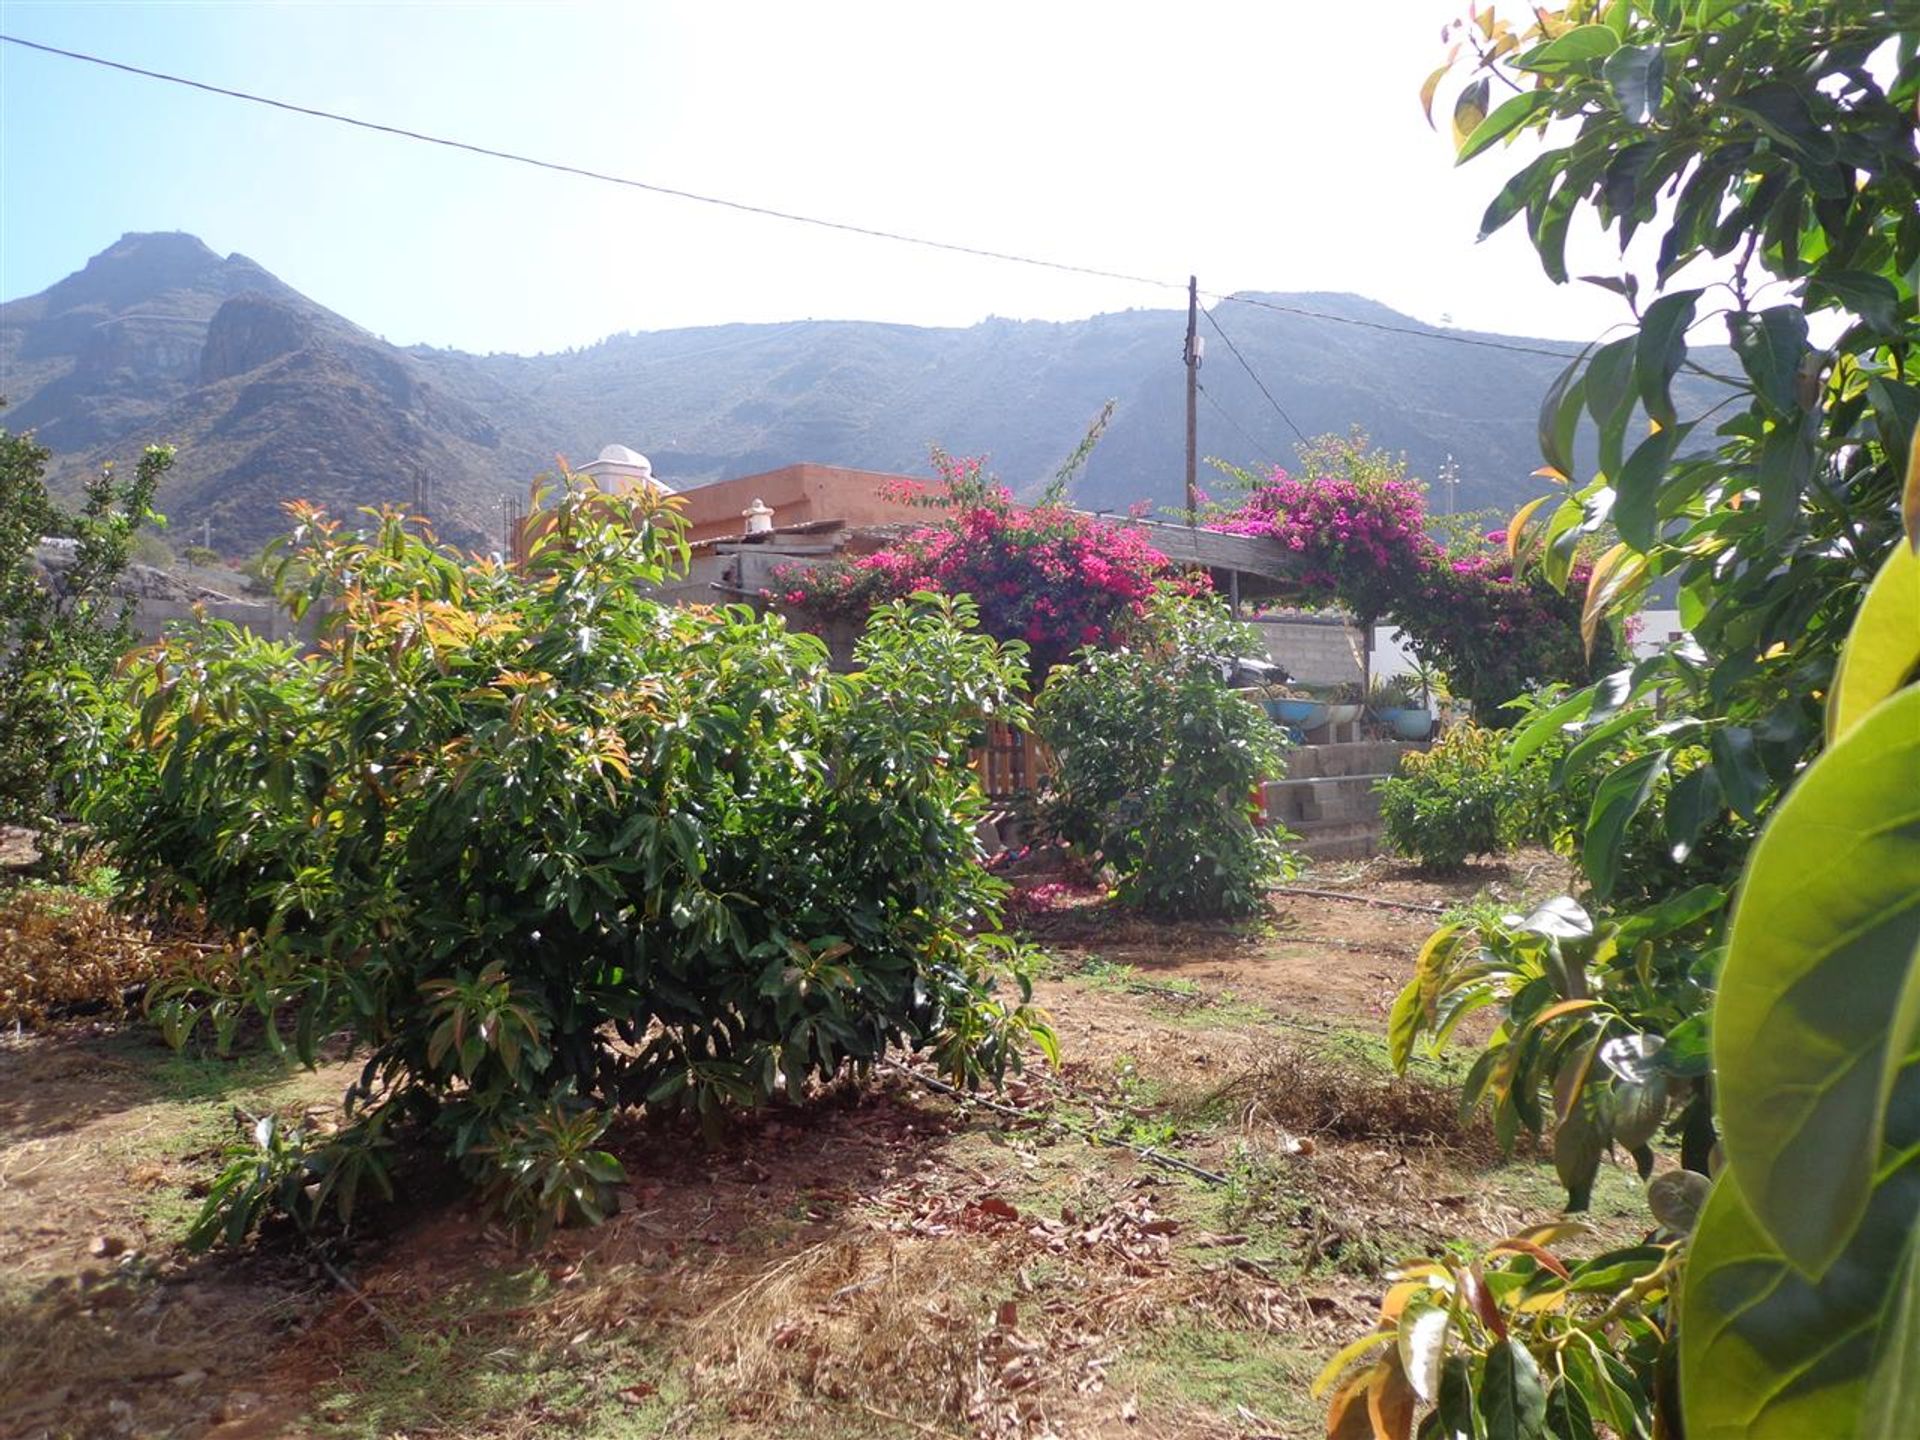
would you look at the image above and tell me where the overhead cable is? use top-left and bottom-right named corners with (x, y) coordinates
top-left (0, 32), bottom-right (1587, 363)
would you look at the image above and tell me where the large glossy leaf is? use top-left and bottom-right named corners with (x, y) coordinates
top-left (1729, 306), bottom-right (1811, 416)
top-left (1858, 1219), bottom-right (1920, 1438)
top-left (1603, 43), bottom-right (1665, 123)
top-left (1713, 685), bottom-right (1920, 1275)
top-left (1709, 726), bottom-right (1767, 823)
top-left (1479, 1339), bottom-right (1548, 1440)
top-left (1635, 290), bottom-right (1700, 427)
top-left (1538, 355), bottom-right (1589, 481)
top-left (1807, 270), bottom-right (1902, 333)
top-left (1583, 751), bottom-right (1669, 900)
top-left (1518, 23), bottom-right (1619, 73)
top-left (1613, 421), bottom-right (1690, 550)
top-left (1827, 542), bottom-right (1920, 744)
top-left (1458, 90), bottom-right (1556, 163)
top-left (1905, 421), bottom-right (1920, 552)
top-left (1664, 764), bottom-right (1722, 862)
top-left (1681, 1110), bottom-right (1920, 1439)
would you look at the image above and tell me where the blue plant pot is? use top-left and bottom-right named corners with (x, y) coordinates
top-left (1379, 706), bottom-right (1434, 741)
top-left (1268, 699), bottom-right (1330, 729)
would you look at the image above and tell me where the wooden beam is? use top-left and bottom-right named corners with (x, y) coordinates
top-left (1072, 511), bottom-right (1299, 584)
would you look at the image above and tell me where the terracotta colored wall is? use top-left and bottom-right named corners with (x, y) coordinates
top-left (673, 464), bottom-right (933, 544)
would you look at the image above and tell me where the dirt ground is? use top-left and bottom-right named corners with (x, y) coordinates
top-left (0, 853), bottom-right (1644, 1440)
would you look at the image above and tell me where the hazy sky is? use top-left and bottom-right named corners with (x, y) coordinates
top-left (1, 1), bottom-right (1657, 356)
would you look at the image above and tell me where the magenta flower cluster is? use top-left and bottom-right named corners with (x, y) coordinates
top-left (773, 454), bottom-right (1197, 674)
top-left (1207, 466), bottom-right (1609, 718)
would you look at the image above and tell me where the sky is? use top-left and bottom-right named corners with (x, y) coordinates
top-left (0, 0), bottom-right (1661, 357)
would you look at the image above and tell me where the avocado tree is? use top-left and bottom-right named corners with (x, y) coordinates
top-left (1321, 5), bottom-right (1920, 1436)
top-left (0, 428), bottom-right (172, 830)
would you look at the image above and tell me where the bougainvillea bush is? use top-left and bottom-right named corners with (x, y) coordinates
top-left (1207, 434), bottom-right (1612, 719)
top-left (774, 453), bottom-right (1194, 675)
top-left (77, 482), bottom-right (1055, 1242)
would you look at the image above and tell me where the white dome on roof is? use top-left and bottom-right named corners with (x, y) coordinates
top-left (596, 444), bottom-right (651, 473)
top-left (577, 442), bottom-right (673, 496)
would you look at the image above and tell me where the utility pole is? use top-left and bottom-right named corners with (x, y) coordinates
top-left (1184, 275), bottom-right (1201, 523)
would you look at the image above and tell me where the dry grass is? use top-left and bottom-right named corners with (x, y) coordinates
top-left (0, 885), bottom-right (178, 1027)
top-left (1205, 1042), bottom-right (1497, 1158)
top-left (0, 1264), bottom-right (314, 1435)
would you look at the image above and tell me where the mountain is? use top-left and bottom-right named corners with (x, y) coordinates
top-left (1, 233), bottom-right (1719, 554)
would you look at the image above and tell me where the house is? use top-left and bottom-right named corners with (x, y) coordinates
top-left (521, 444), bottom-right (1368, 686)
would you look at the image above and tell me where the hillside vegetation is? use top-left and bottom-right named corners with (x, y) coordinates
top-left (3, 231), bottom-right (1726, 552)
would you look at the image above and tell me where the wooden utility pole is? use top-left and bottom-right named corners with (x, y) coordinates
top-left (1184, 275), bottom-right (1200, 523)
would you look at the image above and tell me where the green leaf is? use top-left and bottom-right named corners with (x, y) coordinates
top-left (1859, 1220), bottom-right (1920, 1440)
top-left (1613, 1075), bottom-right (1669, 1150)
top-left (1585, 336), bottom-right (1640, 480)
top-left (1646, 1168), bottom-right (1710, 1234)
top-left (1480, 149), bottom-right (1566, 240)
top-left (1435, 1354), bottom-right (1476, 1439)
top-left (1682, 1144), bottom-right (1920, 1440)
top-left (1538, 354), bottom-right (1590, 481)
top-left (1808, 270), bottom-right (1902, 334)
top-left (1713, 685), bottom-right (1920, 1275)
top-left (1452, 77), bottom-right (1491, 151)
top-left (1583, 751), bottom-right (1669, 901)
top-left (1555, 1085), bottom-right (1610, 1212)
top-left (1828, 541), bottom-right (1920, 744)
top-left (1602, 43), bottom-right (1665, 123)
top-left (1665, 765), bottom-right (1723, 862)
top-left (1613, 421), bottom-right (1689, 550)
top-left (1479, 1339), bottom-right (1549, 1440)
top-left (1458, 90), bottom-right (1557, 163)
top-left (1709, 726), bottom-right (1767, 823)
top-left (1519, 23), bottom-right (1620, 73)
top-left (1730, 306), bottom-right (1811, 415)
top-left (1756, 416), bottom-right (1816, 544)
top-left (1635, 290), bottom-right (1700, 428)
top-left (1545, 1378), bottom-right (1599, 1440)
top-left (1725, 81), bottom-right (1833, 160)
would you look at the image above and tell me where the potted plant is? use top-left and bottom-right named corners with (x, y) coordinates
top-left (1367, 673), bottom-right (1433, 740)
top-left (1323, 680), bottom-right (1365, 727)
top-left (1264, 684), bottom-right (1329, 731)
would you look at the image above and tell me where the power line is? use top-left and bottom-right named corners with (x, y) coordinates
top-left (1211, 291), bottom-right (1581, 359)
top-left (1201, 306), bottom-right (1308, 444)
top-left (0, 33), bottom-right (1176, 295)
top-left (1196, 381), bottom-right (1284, 472)
top-left (0, 31), bottom-right (1589, 364)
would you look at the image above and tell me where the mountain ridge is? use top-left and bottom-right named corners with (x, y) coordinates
top-left (2, 232), bottom-right (1698, 554)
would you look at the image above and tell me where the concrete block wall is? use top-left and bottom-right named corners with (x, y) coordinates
top-left (1244, 613), bottom-right (1366, 687)
top-left (1265, 739), bottom-right (1423, 861)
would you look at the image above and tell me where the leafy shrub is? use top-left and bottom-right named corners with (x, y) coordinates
top-left (1035, 590), bottom-right (1294, 918)
top-left (1376, 725), bottom-right (1514, 871)
top-left (1317, 1223), bottom-right (1682, 1440)
top-left (1501, 687), bottom-right (1751, 906)
top-left (0, 429), bottom-right (171, 830)
top-left (82, 481), bottom-right (1056, 1241)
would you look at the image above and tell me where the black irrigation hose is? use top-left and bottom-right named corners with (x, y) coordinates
top-left (1270, 886), bottom-right (1447, 916)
